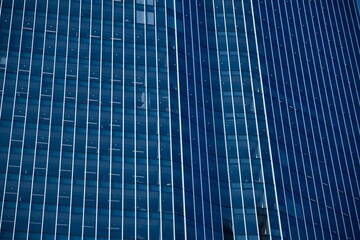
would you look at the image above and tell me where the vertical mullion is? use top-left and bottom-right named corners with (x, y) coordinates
top-left (53, 0), bottom-right (69, 237)
top-left (153, 0), bottom-right (162, 238)
top-left (95, 0), bottom-right (103, 238)
top-left (121, 0), bottom-right (126, 238)
top-left (68, 0), bottom-right (82, 236)
top-left (108, 0), bottom-right (114, 238)
top-left (81, 0), bottom-right (93, 237)
top-left (64, 1), bottom-right (82, 237)
top-left (144, 1), bottom-right (150, 239)
top-left (133, 2), bottom-right (137, 238)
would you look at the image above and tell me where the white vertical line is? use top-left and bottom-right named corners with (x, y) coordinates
top-left (95, 0), bottom-right (103, 238)
top-left (108, 0), bottom-right (114, 238)
top-left (121, 0), bottom-right (126, 238)
top-left (132, 1), bottom-right (137, 238)
top-left (0, 0), bottom-right (3, 18)
top-left (172, 0), bottom-right (188, 238)
top-left (143, 1), bottom-right (150, 239)
top-left (68, 0), bottom-right (82, 237)
top-left (81, 0), bottom-right (93, 238)
top-left (133, 1), bottom-right (138, 238)
top-left (153, 0), bottom-right (162, 238)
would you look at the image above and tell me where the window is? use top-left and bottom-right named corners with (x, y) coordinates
top-left (136, 10), bottom-right (154, 25)
top-left (136, 11), bottom-right (145, 24)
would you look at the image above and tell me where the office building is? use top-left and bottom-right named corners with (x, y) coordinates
top-left (0, 0), bottom-right (359, 239)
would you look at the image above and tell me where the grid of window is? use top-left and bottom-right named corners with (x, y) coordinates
top-left (254, 0), bottom-right (360, 239)
top-left (1, 0), bottom-right (359, 239)
top-left (0, 0), bottom-right (282, 239)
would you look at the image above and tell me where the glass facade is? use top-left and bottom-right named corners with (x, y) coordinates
top-left (255, 0), bottom-right (360, 239)
top-left (0, 0), bottom-right (358, 239)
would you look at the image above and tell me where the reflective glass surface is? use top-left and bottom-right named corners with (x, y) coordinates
top-left (0, 0), bottom-right (359, 239)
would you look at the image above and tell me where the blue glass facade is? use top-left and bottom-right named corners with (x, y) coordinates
top-left (255, 0), bottom-right (360, 239)
top-left (0, 0), bottom-right (359, 239)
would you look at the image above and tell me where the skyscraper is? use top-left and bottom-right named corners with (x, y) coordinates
top-left (0, 0), bottom-right (359, 239)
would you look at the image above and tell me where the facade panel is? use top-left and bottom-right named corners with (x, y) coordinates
top-left (0, 0), bottom-right (359, 239)
top-left (255, 0), bottom-right (360, 239)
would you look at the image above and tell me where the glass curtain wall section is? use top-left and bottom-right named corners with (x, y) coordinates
top-left (198, 0), bottom-right (281, 239)
top-left (0, 0), bottom-right (282, 239)
top-left (254, 0), bottom-right (360, 239)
